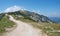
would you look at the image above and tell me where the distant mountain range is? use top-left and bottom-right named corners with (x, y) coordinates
top-left (49, 17), bottom-right (60, 23)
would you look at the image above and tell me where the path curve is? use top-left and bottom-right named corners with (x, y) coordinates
top-left (3, 15), bottom-right (47, 36)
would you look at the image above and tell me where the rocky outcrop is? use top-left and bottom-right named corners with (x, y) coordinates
top-left (29, 12), bottom-right (52, 22)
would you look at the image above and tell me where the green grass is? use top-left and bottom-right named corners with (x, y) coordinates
top-left (0, 16), bottom-right (15, 33)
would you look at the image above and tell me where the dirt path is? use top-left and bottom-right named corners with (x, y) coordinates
top-left (3, 15), bottom-right (47, 36)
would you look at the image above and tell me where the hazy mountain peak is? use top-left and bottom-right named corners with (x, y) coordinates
top-left (4, 5), bottom-right (25, 12)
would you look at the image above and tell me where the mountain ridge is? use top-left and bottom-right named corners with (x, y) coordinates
top-left (4, 10), bottom-right (54, 23)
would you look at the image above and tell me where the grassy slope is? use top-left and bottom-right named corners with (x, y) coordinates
top-left (0, 15), bottom-right (15, 33)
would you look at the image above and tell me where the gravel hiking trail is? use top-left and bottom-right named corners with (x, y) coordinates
top-left (3, 15), bottom-right (47, 36)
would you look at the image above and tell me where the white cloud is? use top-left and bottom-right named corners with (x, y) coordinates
top-left (4, 5), bottom-right (25, 12)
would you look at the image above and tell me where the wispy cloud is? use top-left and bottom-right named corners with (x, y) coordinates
top-left (4, 5), bottom-right (25, 12)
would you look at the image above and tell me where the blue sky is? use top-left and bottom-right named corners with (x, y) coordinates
top-left (0, 0), bottom-right (60, 17)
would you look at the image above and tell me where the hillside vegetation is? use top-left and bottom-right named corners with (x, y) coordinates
top-left (0, 15), bottom-right (15, 33)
